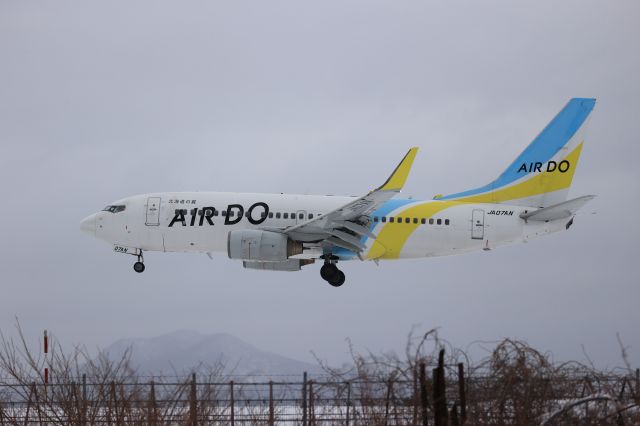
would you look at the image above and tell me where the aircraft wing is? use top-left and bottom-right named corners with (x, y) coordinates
top-left (282, 147), bottom-right (418, 256)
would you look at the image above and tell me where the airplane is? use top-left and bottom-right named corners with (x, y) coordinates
top-left (80, 98), bottom-right (596, 287)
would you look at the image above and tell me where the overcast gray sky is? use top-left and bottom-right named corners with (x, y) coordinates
top-left (1, 0), bottom-right (638, 369)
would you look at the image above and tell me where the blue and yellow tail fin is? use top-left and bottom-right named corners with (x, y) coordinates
top-left (438, 98), bottom-right (596, 208)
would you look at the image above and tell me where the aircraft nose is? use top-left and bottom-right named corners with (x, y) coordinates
top-left (80, 214), bottom-right (96, 235)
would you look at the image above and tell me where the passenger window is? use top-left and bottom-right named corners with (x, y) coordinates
top-left (405, 218), bottom-right (410, 224)
top-left (283, 213), bottom-right (288, 219)
top-left (299, 213), bottom-right (304, 219)
top-left (429, 218), bottom-right (434, 225)
top-left (437, 218), bottom-right (442, 225)
top-left (309, 213), bottom-right (314, 219)
top-left (397, 217), bottom-right (402, 223)
top-left (390, 217), bottom-right (395, 223)
top-left (421, 218), bottom-right (426, 224)
top-left (268, 212), bottom-right (274, 218)
top-left (261, 212), bottom-right (266, 218)
top-left (276, 212), bottom-right (281, 219)
top-left (373, 216), bottom-right (379, 222)
top-left (445, 219), bottom-right (450, 225)
top-left (382, 217), bottom-right (387, 223)
top-left (291, 212), bottom-right (295, 218)
top-left (222, 211), bottom-right (227, 217)
top-left (213, 209), bottom-right (218, 216)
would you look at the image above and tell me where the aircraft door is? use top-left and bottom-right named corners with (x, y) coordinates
top-left (145, 197), bottom-right (161, 226)
top-left (471, 209), bottom-right (485, 240)
top-left (296, 210), bottom-right (307, 224)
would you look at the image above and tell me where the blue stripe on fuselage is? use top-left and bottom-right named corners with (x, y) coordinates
top-left (332, 198), bottom-right (418, 259)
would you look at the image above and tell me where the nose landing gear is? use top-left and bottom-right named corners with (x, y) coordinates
top-left (133, 251), bottom-right (145, 273)
top-left (320, 259), bottom-right (345, 287)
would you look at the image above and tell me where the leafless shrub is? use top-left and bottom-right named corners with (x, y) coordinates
top-left (315, 328), bottom-right (639, 425)
top-left (0, 321), bottom-right (637, 425)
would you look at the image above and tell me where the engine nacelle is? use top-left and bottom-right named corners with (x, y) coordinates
top-left (243, 259), bottom-right (315, 271)
top-left (227, 230), bottom-right (303, 262)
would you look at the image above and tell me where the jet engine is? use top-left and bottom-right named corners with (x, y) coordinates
top-left (227, 230), bottom-right (303, 262)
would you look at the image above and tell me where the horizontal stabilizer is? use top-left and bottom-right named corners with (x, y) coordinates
top-left (519, 195), bottom-right (595, 222)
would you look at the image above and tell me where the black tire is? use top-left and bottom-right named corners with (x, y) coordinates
top-left (133, 262), bottom-right (145, 273)
top-left (320, 263), bottom-right (338, 281)
top-left (329, 270), bottom-right (346, 287)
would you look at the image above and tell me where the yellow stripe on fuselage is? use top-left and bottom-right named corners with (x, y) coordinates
top-left (366, 201), bottom-right (460, 259)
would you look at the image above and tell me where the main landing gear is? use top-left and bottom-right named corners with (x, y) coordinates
top-left (133, 251), bottom-right (145, 273)
top-left (320, 258), bottom-right (345, 287)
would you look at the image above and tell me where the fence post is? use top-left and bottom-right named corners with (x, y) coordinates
top-left (345, 381), bottom-right (351, 426)
top-left (450, 403), bottom-right (459, 426)
top-left (457, 363), bottom-right (466, 424)
top-left (148, 380), bottom-right (157, 426)
top-left (107, 381), bottom-right (116, 425)
top-left (269, 380), bottom-right (274, 426)
top-left (70, 380), bottom-right (77, 425)
top-left (302, 372), bottom-right (307, 426)
top-left (309, 379), bottom-right (315, 426)
top-left (82, 374), bottom-right (87, 426)
top-left (412, 366), bottom-right (419, 426)
top-left (384, 378), bottom-right (392, 426)
top-left (229, 381), bottom-right (235, 426)
top-left (420, 362), bottom-right (429, 426)
top-left (105, 382), bottom-right (111, 425)
top-left (189, 373), bottom-right (198, 426)
top-left (433, 349), bottom-right (448, 426)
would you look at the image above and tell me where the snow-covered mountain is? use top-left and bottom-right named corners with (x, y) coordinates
top-left (102, 330), bottom-right (322, 378)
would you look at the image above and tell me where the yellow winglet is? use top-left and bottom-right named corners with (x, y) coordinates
top-left (377, 147), bottom-right (419, 192)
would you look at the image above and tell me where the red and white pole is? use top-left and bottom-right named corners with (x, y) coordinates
top-left (43, 330), bottom-right (49, 385)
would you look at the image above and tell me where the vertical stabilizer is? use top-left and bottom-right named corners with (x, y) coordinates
top-left (439, 98), bottom-right (596, 208)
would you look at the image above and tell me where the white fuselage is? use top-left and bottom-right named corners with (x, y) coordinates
top-left (83, 192), bottom-right (568, 261)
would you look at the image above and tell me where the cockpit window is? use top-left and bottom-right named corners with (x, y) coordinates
top-left (102, 205), bottom-right (126, 213)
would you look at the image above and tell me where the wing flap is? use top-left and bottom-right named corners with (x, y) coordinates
top-left (326, 236), bottom-right (363, 253)
top-left (328, 229), bottom-right (366, 251)
top-left (332, 220), bottom-right (377, 239)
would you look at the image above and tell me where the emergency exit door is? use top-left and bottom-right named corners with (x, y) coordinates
top-left (145, 197), bottom-right (161, 226)
top-left (471, 209), bottom-right (485, 240)
top-left (296, 210), bottom-right (307, 225)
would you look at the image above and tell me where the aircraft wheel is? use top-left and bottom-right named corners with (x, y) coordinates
top-left (320, 263), bottom-right (338, 281)
top-left (133, 262), bottom-right (145, 273)
top-left (329, 270), bottom-right (346, 287)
